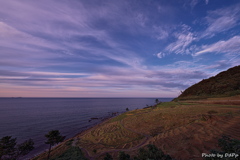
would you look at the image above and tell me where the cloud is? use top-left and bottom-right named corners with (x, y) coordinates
top-left (0, 1), bottom-right (239, 97)
top-left (145, 69), bottom-right (208, 80)
top-left (182, 0), bottom-right (200, 9)
top-left (156, 52), bottom-right (165, 59)
top-left (202, 3), bottom-right (240, 38)
top-left (190, 0), bottom-right (199, 9)
top-left (165, 25), bottom-right (196, 54)
top-left (205, 60), bottom-right (231, 70)
top-left (194, 36), bottom-right (240, 56)
top-left (0, 0), bottom-right (148, 70)
top-left (0, 22), bottom-right (27, 38)
top-left (153, 25), bottom-right (170, 40)
top-left (135, 13), bottom-right (148, 27)
top-left (205, 0), bottom-right (209, 5)
top-left (0, 62), bottom-right (209, 97)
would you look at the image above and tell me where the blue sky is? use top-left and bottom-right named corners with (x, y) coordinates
top-left (0, 0), bottom-right (240, 97)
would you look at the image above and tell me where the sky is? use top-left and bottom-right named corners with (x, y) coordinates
top-left (0, 0), bottom-right (240, 98)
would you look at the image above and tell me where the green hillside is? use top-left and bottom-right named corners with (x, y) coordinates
top-left (177, 65), bottom-right (240, 100)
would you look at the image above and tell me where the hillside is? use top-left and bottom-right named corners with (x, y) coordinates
top-left (177, 65), bottom-right (240, 100)
top-left (31, 65), bottom-right (240, 160)
top-left (32, 101), bottom-right (240, 160)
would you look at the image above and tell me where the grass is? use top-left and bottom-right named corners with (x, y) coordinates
top-left (123, 103), bottom-right (227, 134)
top-left (80, 121), bottom-right (143, 147)
top-left (50, 146), bottom-right (87, 160)
top-left (109, 113), bottom-right (128, 123)
top-left (32, 142), bottom-right (70, 160)
top-left (32, 98), bottom-right (240, 160)
top-left (65, 139), bottom-right (73, 146)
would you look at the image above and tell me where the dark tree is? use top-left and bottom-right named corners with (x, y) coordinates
top-left (45, 130), bottom-right (65, 160)
top-left (104, 152), bottom-right (113, 160)
top-left (0, 136), bottom-right (16, 159)
top-left (135, 144), bottom-right (172, 160)
top-left (118, 151), bottom-right (130, 160)
top-left (126, 108), bottom-right (129, 111)
top-left (0, 136), bottom-right (34, 160)
top-left (16, 139), bottom-right (34, 159)
top-left (205, 135), bottom-right (240, 160)
top-left (155, 99), bottom-right (159, 104)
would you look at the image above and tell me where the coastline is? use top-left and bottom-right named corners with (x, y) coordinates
top-left (1, 98), bottom-right (171, 160)
top-left (29, 113), bottom-right (119, 160)
top-left (27, 98), bottom-right (240, 160)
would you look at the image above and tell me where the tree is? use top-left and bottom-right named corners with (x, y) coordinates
top-left (126, 108), bottom-right (129, 111)
top-left (45, 130), bottom-right (65, 160)
top-left (206, 135), bottom-right (240, 160)
top-left (118, 151), bottom-right (130, 160)
top-left (16, 139), bottom-right (34, 159)
top-left (0, 136), bottom-right (16, 159)
top-left (155, 99), bottom-right (159, 104)
top-left (104, 153), bottom-right (113, 160)
top-left (135, 144), bottom-right (172, 160)
top-left (0, 136), bottom-right (34, 160)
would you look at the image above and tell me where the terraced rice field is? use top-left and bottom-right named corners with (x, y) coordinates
top-left (32, 100), bottom-right (240, 160)
top-left (81, 121), bottom-right (141, 145)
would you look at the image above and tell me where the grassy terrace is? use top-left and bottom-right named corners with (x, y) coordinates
top-left (33, 98), bottom-right (240, 160)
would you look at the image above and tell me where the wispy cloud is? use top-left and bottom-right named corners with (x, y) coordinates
top-left (205, 60), bottom-right (231, 70)
top-left (0, 0), bottom-right (239, 97)
top-left (190, 0), bottom-right (199, 9)
top-left (153, 25), bottom-right (170, 40)
top-left (194, 36), bottom-right (240, 56)
top-left (165, 24), bottom-right (196, 54)
top-left (156, 52), bottom-right (165, 59)
top-left (0, 0), bottom-right (145, 69)
top-left (202, 3), bottom-right (240, 38)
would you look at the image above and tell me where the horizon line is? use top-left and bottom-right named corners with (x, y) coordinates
top-left (0, 97), bottom-right (175, 99)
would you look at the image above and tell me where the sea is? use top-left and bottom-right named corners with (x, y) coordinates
top-left (0, 98), bottom-right (173, 159)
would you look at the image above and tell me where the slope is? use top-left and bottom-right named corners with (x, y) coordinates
top-left (177, 65), bottom-right (240, 100)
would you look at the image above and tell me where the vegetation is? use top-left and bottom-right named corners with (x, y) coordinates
top-left (0, 136), bottom-right (34, 160)
top-left (155, 98), bottom-right (159, 104)
top-left (218, 136), bottom-right (240, 154)
top-left (104, 145), bottom-right (172, 160)
top-left (177, 65), bottom-right (240, 100)
top-left (154, 99), bottom-right (162, 107)
top-left (93, 149), bottom-right (97, 154)
top-left (206, 136), bottom-right (240, 160)
top-left (104, 153), bottom-right (113, 160)
top-left (134, 144), bottom-right (172, 160)
top-left (32, 100), bottom-right (240, 160)
top-left (45, 130), bottom-right (65, 160)
top-left (49, 146), bottom-right (88, 160)
top-left (118, 151), bottom-right (130, 160)
top-left (31, 65), bottom-right (240, 160)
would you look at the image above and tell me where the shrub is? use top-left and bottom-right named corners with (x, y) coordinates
top-left (50, 146), bottom-right (88, 160)
top-left (104, 153), bottom-right (113, 160)
top-left (134, 144), bottom-right (172, 160)
top-left (205, 135), bottom-right (240, 160)
top-left (0, 136), bottom-right (34, 160)
top-left (118, 151), bottom-right (130, 160)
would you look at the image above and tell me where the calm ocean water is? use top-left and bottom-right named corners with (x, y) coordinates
top-left (0, 98), bottom-right (173, 159)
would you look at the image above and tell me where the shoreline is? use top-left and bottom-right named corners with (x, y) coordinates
top-left (29, 113), bottom-right (120, 160)
top-left (1, 98), bottom-right (170, 160)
